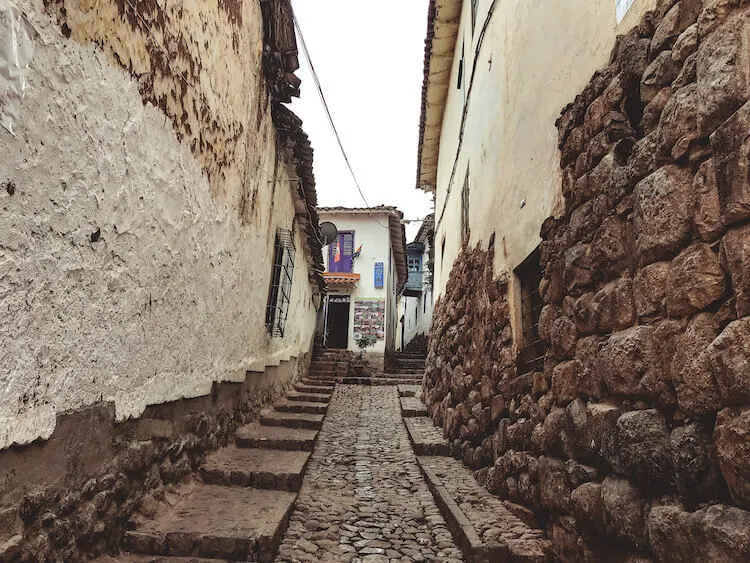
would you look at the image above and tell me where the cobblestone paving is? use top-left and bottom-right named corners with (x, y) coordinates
top-left (277, 385), bottom-right (463, 562)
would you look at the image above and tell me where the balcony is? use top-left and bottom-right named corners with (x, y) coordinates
top-left (323, 272), bottom-right (360, 293)
top-left (404, 270), bottom-right (423, 297)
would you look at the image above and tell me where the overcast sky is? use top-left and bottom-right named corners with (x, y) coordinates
top-left (290, 0), bottom-right (433, 242)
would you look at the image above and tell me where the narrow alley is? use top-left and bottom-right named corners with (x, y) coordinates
top-left (3, 0), bottom-right (750, 561)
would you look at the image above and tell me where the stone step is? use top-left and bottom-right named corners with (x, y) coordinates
top-left (273, 399), bottom-right (328, 415)
top-left (416, 456), bottom-right (551, 562)
top-left (260, 409), bottom-right (324, 430)
top-left (93, 553), bottom-right (228, 562)
top-left (404, 417), bottom-right (450, 456)
top-left (398, 384), bottom-right (422, 398)
top-left (342, 377), bottom-right (423, 386)
top-left (202, 446), bottom-right (311, 492)
top-left (299, 376), bottom-right (340, 384)
top-left (123, 483), bottom-right (296, 562)
top-left (285, 390), bottom-right (331, 403)
top-left (400, 397), bottom-right (428, 418)
top-left (294, 382), bottom-right (334, 394)
top-left (235, 423), bottom-right (318, 451)
top-left (307, 370), bottom-right (348, 379)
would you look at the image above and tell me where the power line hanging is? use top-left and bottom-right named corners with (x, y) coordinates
top-left (292, 13), bottom-right (388, 230)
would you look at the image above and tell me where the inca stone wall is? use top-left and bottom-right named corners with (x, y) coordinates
top-left (424, 1), bottom-right (750, 560)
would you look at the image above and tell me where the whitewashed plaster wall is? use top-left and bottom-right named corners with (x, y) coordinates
top-left (433, 0), bottom-right (658, 297)
top-left (0, 0), bottom-right (318, 450)
top-left (320, 211), bottom-right (394, 353)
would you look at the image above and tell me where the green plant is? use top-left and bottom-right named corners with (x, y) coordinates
top-left (355, 334), bottom-right (377, 351)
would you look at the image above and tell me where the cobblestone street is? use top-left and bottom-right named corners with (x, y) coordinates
top-left (277, 386), bottom-right (463, 562)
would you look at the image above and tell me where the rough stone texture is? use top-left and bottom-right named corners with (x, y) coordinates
top-left (665, 243), bottom-right (726, 317)
top-left (696, 9), bottom-right (750, 136)
top-left (714, 407), bottom-right (750, 509)
top-left (634, 165), bottom-right (694, 265)
top-left (722, 223), bottom-right (750, 316)
top-left (712, 101), bottom-right (750, 225)
top-left (425, 2), bottom-right (750, 559)
top-left (277, 385), bottom-right (464, 562)
top-left (693, 158), bottom-right (725, 241)
top-left (649, 503), bottom-right (750, 562)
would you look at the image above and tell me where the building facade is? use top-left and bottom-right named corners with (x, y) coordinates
top-left (418, 0), bottom-right (750, 559)
top-left (318, 207), bottom-right (407, 357)
top-left (397, 215), bottom-right (434, 350)
top-left (0, 0), bottom-right (325, 557)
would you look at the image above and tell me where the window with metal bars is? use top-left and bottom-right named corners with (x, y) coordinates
top-left (516, 248), bottom-right (546, 375)
top-left (266, 228), bottom-right (296, 338)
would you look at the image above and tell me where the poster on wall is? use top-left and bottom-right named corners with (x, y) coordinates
top-left (353, 299), bottom-right (385, 341)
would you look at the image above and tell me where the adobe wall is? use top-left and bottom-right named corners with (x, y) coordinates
top-left (424, 1), bottom-right (750, 559)
top-left (0, 0), bottom-right (321, 559)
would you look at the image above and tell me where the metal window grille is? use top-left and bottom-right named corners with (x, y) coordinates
top-left (516, 248), bottom-right (546, 375)
top-left (266, 228), bottom-right (296, 338)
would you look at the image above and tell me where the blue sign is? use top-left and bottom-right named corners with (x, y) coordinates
top-left (374, 262), bottom-right (384, 288)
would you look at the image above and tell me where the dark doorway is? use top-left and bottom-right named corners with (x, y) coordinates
top-left (326, 295), bottom-right (350, 349)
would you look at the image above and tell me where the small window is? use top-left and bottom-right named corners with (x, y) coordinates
top-left (461, 169), bottom-right (470, 242)
top-left (471, 0), bottom-right (478, 31)
top-left (457, 44), bottom-right (464, 89)
top-left (441, 236), bottom-right (446, 262)
top-left (423, 293), bottom-right (427, 313)
top-left (516, 248), bottom-right (546, 375)
top-left (266, 228), bottom-right (296, 337)
top-left (616, 0), bottom-right (635, 24)
top-left (408, 256), bottom-right (421, 272)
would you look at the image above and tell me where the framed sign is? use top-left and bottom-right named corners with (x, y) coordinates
top-left (354, 299), bottom-right (385, 341)
top-left (374, 262), bottom-right (384, 288)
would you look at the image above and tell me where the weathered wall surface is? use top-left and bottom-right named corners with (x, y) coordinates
top-left (0, 0), bottom-right (321, 558)
top-left (1, 0), bottom-right (317, 450)
top-left (425, 1), bottom-right (750, 560)
top-left (433, 0), bottom-right (658, 298)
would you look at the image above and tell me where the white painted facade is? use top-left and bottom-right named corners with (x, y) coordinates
top-left (319, 208), bottom-right (406, 355)
top-left (423, 0), bottom-right (658, 341)
top-left (397, 224), bottom-right (434, 350)
top-left (0, 0), bottom-right (320, 450)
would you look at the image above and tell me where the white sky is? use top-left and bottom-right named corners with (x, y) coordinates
top-left (290, 0), bottom-right (433, 242)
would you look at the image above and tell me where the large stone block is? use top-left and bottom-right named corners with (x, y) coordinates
top-left (598, 326), bottom-right (663, 400)
top-left (592, 278), bottom-right (636, 332)
top-left (673, 23), bottom-right (698, 64)
top-left (693, 159), bottom-right (725, 241)
top-left (634, 261), bottom-right (671, 318)
top-left (722, 223), bottom-right (750, 316)
top-left (642, 87), bottom-right (673, 135)
top-left (671, 422), bottom-right (726, 507)
top-left (712, 101), bottom-right (750, 225)
top-left (666, 243), bottom-right (726, 317)
top-left (602, 409), bottom-right (674, 493)
top-left (641, 51), bottom-right (681, 103)
top-left (601, 476), bottom-right (649, 551)
top-left (549, 315), bottom-right (578, 359)
top-left (657, 83), bottom-right (699, 156)
top-left (571, 482), bottom-right (604, 535)
top-left (674, 313), bottom-right (723, 415)
top-left (539, 456), bottom-right (572, 515)
top-left (590, 216), bottom-right (629, 278)
top-left (652, 1), bottom-right (703, 53)
top-left (707, 317), bottom-right (750, 405)
top-left (634, 166), bottom-right (694, 265)
top-left (715, 406), bottom-right (750, 509)
top-left (563, 243), bottom-right (594, 292)
top-left (697, 10), bottom-right (750, 136)
top-left (551, 360), bottom-right (579, 406)
top-left (698, 0), bottom-right (744, 36)
top-left (650, 503), bottom-right (750, 562)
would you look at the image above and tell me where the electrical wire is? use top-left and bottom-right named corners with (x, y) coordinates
top-left (292, 12), bottom-right (389, 230)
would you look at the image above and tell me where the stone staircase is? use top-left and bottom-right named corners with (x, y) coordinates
top-left (386, 351), bottom-right (426, 374)
top-left (108, 379), bottom-right (333, 562)
top-left (307, 348), bottom-right (425, 386)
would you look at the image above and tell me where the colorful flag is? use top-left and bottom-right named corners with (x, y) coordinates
top-left (334, 240), bottom-right (341, 263)
top-left (353, 244), bottom-right (362, 258)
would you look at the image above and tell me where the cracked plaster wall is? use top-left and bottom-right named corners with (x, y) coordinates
top-left (0, 0), bottom-right (318, 450)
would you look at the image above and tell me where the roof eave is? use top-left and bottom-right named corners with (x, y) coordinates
top-left (416, 0), bottom-right (463, 193)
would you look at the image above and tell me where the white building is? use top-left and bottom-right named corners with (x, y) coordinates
top-left (318, 207), bottom-right (407, 357)
top-left (397, 215), bottom-right (434, 351)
